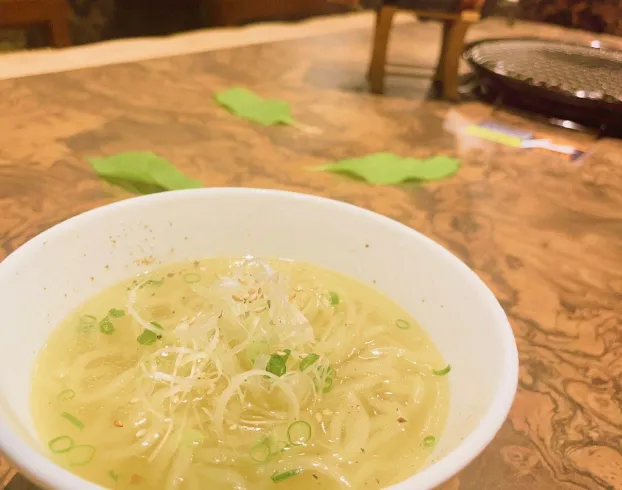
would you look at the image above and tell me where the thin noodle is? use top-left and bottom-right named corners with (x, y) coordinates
top-left (31, 258), bottom-right (449, 490)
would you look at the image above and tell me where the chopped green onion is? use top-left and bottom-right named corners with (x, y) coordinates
top-left (299, 353), bottom-right (320, 371)
top-left (395, 319), bottom-right (410, 330)
top-left (79, 315), bottom-right (96, 329)
top-left (137, 322), bottom-right (163, 345)
top-left (57, 389), bottom-right (75, 401)
top-left (183, 272), bottom-right (202, 284)
top-left (48, 435), bottom-right (74, 453)
top-left (181, 428), bottom-right (204, 447)
top-left (247, 341), bottom-right (270, 364)
top-left (287, 421), bottom-right (312, 446)
top-left (108, 308), bottom-right (125, 318)
top-left (266, 354), bottom-right (287, 377)
top-left (282, 349), bottom-right (292, 361)
top-left (269, 440), bottom-right (289, 454)
top-left (423, 435), bottom-right (436, 447)
top-left (432, 365), bottom-right (451, 376)
top-left (99, 319), bottom-right (115, 335)
top-left (249, 439), bottom-right (271, 463)
top-left (67, 445), bottom-right (96, 466)
top-left (271, 468), bottom-right (302, 483)
top-left (140, 278), bottom-right (164, 288)
top-left (137, 330), bottom-right (157, 345)
top-left (60, 412), bottom-right (84, 430)
top-left (267, 299), bottom-right (271, 308)
top-left (108, 470), bottom-right (120, 482)
top-left (328, 291), bottom-right (340, 305)
top-left (150, 321), bottom-right (164, 331)
top-left (321, 366), bottom-right (335, 393)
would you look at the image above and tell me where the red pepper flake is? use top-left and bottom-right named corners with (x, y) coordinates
top-left (130, 474), bottom-right (144, 485)
top-left (114, 420), bottom-right (124, 427)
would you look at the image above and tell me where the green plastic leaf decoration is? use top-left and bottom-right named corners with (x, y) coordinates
top-left (87, 152), bottom-right (202, 194)
top-left (214, 87), bottom-right (295, 126)
top-left (314, 152), bottom-right (461, 185)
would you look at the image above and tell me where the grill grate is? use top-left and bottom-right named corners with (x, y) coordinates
top-left (464, 38), bottom-right (622, 134)
top-left (466, 39), bottom-right (622, 102)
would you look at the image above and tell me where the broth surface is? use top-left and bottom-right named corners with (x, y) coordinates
top-left (32, 257), bottom-right (449, 489)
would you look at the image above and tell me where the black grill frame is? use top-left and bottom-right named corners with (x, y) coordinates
top-left (464, 38), bottom-right (622, 132)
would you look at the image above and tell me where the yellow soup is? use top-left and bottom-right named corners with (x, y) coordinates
top-left (32, 257), bottom-right (449, 489)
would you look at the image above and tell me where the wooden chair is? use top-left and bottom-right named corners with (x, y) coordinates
top-left (0, 0), bottom-right (72, 47)
top-left (334, 0), bottom-right (493, 99)
top-left (368, 0), bottom-right (495, 99)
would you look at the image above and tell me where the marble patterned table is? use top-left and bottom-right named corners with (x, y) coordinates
top-left (0, 15), bottom-right (621, 490)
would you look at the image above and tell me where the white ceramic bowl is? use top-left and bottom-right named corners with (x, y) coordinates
top-left (0, 188), bottom-right (518, 490)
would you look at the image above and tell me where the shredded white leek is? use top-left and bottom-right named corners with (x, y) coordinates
top-left (124, 257), bottom-right (325, 466)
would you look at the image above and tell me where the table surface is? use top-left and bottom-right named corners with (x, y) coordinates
top-left (0, 16), bottom-right (621, 490)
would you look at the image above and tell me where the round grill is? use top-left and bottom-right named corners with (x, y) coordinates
top-left (464, 38), bottom-right (622, 133)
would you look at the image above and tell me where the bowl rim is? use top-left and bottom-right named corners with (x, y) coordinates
top-left (0, 187), bottom-right (518, 490)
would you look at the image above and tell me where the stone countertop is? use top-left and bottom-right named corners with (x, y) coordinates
top-left (0, 14), bottom-right (621, 490)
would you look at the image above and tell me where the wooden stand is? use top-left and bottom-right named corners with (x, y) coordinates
top-left (368, 6), bottom-right (480, 100)
top-left (0, 0), bottom-right (71, 47)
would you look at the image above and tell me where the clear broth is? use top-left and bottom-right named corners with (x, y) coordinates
top-left (31, 258), bottom-right (449, 490)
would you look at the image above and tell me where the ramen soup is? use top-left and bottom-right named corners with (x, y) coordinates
top-left (31, 257), bottom-right (449, 490)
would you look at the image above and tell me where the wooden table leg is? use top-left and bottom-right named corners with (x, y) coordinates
top-left (434, 20), bottom-right (451, 81)
top-left (49, 1), bottom-right (72, 47)
top-left (367, 5), bottom-right (397, 94)
top-left (49, 17), bottom-right (71, 47)
top-left (441, 11), bottom-right (478, 100)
